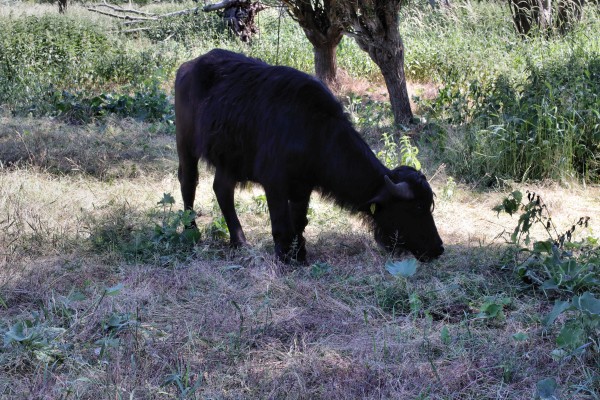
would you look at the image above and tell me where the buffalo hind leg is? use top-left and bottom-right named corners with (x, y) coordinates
top-left (213, 168), bottom-right (247, 247)
top-left (288, 194), bottom-right (310, 263)
top-left (178, 154), bottom-right (200, 227)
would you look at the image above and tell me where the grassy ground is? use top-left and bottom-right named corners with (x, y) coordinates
top-left (1, 1), bottom-right (599, 399)
top-left (1, 114), bottom-right (599, 399)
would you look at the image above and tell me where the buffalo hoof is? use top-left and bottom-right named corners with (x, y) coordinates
top-left (230, 239), bottom-right (248, 248)
top-left (275, 241), bottom-right (307, 264)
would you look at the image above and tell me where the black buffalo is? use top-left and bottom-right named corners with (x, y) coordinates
top-left (175, 49), bottom-right (443, 262)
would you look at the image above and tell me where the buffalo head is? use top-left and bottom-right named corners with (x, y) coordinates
top-left (368, 166), bottom-right (444, 261)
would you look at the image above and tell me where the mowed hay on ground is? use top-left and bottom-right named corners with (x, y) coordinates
top-left (1, 117), bottom-right (599, 399)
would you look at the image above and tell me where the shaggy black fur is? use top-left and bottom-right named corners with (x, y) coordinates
top-left (175, 49), bottom-right (443, 262)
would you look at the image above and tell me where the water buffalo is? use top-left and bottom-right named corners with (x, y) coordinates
top-left (175, 49), bottom-right (443, 262)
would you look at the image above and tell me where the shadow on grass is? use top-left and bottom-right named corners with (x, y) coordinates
top-left (0, 116), bottom-right (177, 180)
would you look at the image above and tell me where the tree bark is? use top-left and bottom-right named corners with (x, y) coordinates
top-left (58, 0), bottom-right (67, 14)
top-left (372, 44), bottom-right (413, 125)
top-left (313, 42), bottom-right (339, 86)
top-left (557, 0), bottom-right (585, 33)
top-left (340, 1), bottom-right (413, 125)
top-left (282, 0), bottom-right (343, 87)
top-left (508, 0), bottom-right (585, 36)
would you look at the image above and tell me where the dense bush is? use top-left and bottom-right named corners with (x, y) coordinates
top-left (406, 4), bottom-right (600, 183)
top-left (0, 14), bottom-right (178, 117)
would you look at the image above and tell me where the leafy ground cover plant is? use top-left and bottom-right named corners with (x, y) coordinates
top-left (494, 190), bottom-right (599, 390)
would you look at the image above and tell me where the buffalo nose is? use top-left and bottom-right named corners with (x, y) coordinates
top-left (419, 245), bottom-right (444, 262)
top-left (431, 245), bottom-right (444, 258)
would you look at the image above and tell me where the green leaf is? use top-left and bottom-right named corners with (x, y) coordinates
top-left (182, 227), bottom-right (201, 243)
top-left (536, 377), bottom-right (558, 400)
top-left (310, 262), bottom-right (332, 279)
top-left (158, 193), bottom-right (175, 206)
top-left (572, 292), bottom-right (600, 316)
top-left (550, 348), bottom-right (568, 361)
top-left (477, 302), bottom-right (503, 319)
top-left (495, 191), bottom-right (522, 216)
top-left (68, 291), bottom-right (87, 302)
top-left (440, 325), bottom-right (451, 345)
top-left (533, 241), bottom-right (553, 254)
top-left (542, 300), bottom-right (571, 327)
top-left (4, 321), bottom-right (31, 346)
top-left (385, 259), bottom-right (418, 277)
top-left (556, 323), bottom-right (585, 349)
top-left (105, 283), bottom-right (124, 297)
top-left (409, 293), bottom-right (422, 314)
top-left (512, 332), bottom-right (529, 341)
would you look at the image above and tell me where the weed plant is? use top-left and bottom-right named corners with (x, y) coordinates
top-left (495, 190), bottom-right (599, 393)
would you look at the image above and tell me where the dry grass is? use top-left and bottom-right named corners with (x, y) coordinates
top-left (0, 117), bottom-right (599, 399)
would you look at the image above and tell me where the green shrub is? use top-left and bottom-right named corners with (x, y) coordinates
top-left (495, 190), bottom-right (599, 363)
top-left (49, 78), bottom-right (174, 123)
top-left (0, 14), bottom-right (178, 114)
top-left (418, 36), bottom-right (600, 183)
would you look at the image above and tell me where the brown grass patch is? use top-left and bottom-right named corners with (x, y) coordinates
top-left (1, 116), bottom-right (599, 399)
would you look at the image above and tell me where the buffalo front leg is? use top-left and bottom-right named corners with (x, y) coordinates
top-left (213, 168), bottom-right (247, 247)
top-left (177, 154), bottom-right (199, 227)
top-left (288, 194), bottom-right (310, 263)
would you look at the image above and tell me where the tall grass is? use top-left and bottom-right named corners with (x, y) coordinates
top-left (403, 3), bottom-right (600, 183)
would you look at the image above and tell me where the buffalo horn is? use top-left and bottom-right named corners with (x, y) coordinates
top-left (384, 175), bottom-right (414, 200)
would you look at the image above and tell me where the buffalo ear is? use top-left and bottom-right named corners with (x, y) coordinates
top-left (384, 175), bottom-right (415, 200)
top-left (361, 176), bottom-right (415, 212)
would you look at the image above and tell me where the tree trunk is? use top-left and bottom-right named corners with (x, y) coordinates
top-left (281, 0), bottom-right (343, 87)
top-left (509, 0), bottom-right (584, 36)
top-left (346, 1), bottom-right (413, 125)
top-left (58, 0), bottom-right (67, 14)
top-left (557, 0), bottom-right (585, 33)
top-left (509, 0), bottom-right (536, 35)
top-left (379, 55), bottom-right (413, 126)
top-left (313, 42), bottom-right (339, 86)
top-left (365, 41), bottom-right (413, 125)
top-left (538, 0), bottom-right (552, 30)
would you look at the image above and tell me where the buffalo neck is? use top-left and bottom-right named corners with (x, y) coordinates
top-left (315, 122), bottom-right (390, 210)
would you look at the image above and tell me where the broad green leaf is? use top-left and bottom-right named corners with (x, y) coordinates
top-left (550, 348), bottom-right (568, 361)
top-left (542, 300), bottom-right (571, 327)
top-left (385, 259), bottom-right (417, 277)
top-left (536, 377), bottom-right (558, 400)
top-left (477, 302), bottom-right (503, 319)
top-left (512, 332), bottom-right (529, 341)
top-left (511, 190), bottom-right (523, 204)
top-left (541, 279), bottom-right (559, 291)
top-left (310, 262), bottom-right (332, 279)
top-left (4, 321), bottom-right (30, 346)
top-left (409, 293), bottom-right (422, 314)
top-left (572, 292), bottom-right (600, 316)
top-left (182, 227), bottom-right (201, 243)
top-left (68, 291), bottom-right (87, 302)
top-left (533, 241), bottom-right (553, 254)
top-left (556, 323), bottom-right (585, 349)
